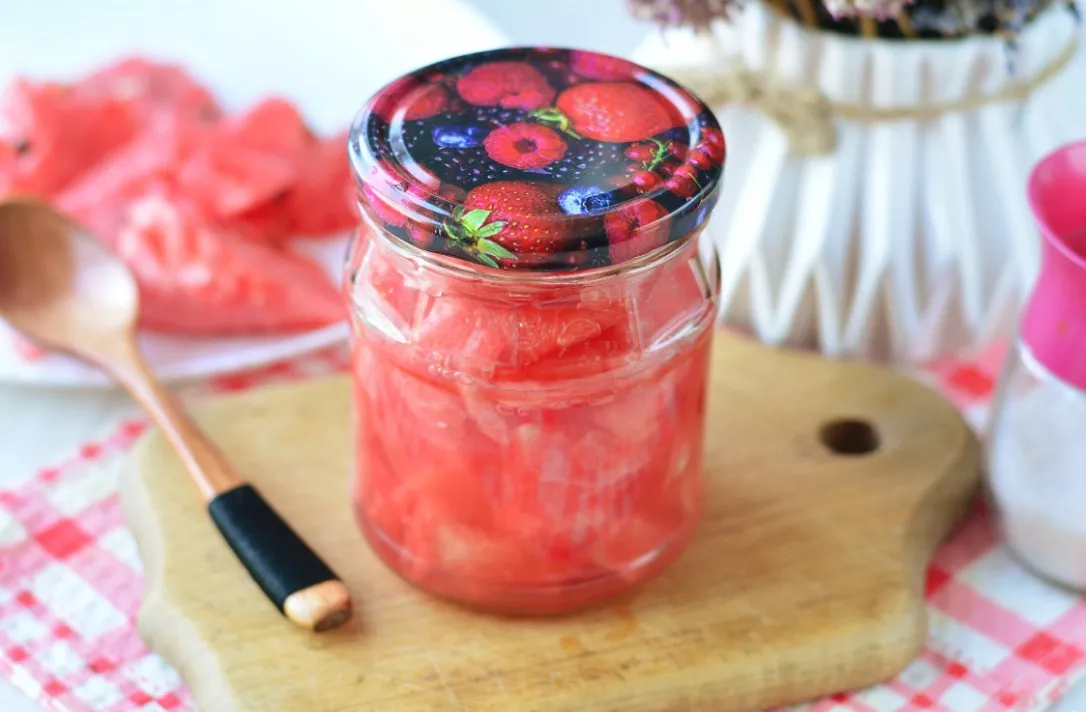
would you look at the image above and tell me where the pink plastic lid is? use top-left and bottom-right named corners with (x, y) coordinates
top-left (348, 48), bottom-right (724, 272)
top-left (1022, 140), bottom-right (1086, 390)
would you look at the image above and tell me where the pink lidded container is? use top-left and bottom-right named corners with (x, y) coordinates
top-left (343, 48), bottom-right (725, 614)
top-left (986, 140), bottom-right (1086, 591)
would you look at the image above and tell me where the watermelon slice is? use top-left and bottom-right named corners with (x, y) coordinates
top-left (284, 131), bottom-right (358, 237)
top-left (412, 287), bottom-right (629, 376)
top-left (351, 238), bottom-right (424, 336)
top-left (3, 58), bottom-right (356, 339)
top-left (76, 58), bottom-right (221, 123)
top-left (176, 141), bottom-right (297, 219)
top-left (223, 195), bottom-right (294, 246)
top-left (631, 252), bottom-right (712, 348)
top-left (223, 98), bottom-right (311, 165)
top-left (428, 524), bottom-right (547, 584)
top-left (114, 187), bottom-right (344, 334)
top-left (176, 98), bottom-right (311, 219)
top-left (592, 470), bottom-right (703, 582)
top-left (353, 359), bottom-right (416, 549)
top-left (54, 118), bottom-right (211, 243)
top-left (515, 322), bottom-right (636, 382)
top-left (0, 78), bottom-right (141, 198)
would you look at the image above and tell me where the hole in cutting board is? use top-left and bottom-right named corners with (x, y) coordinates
top-left (819, 418), bottom-right (879, 455)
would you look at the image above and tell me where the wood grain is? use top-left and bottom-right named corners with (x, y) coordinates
top-left (120, 331), bottom-right (980, 712)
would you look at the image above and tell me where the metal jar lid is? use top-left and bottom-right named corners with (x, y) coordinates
top-left (349, 47), bottom-right (725, 271)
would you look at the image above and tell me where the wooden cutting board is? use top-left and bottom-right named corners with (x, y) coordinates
top-left (120, 331), bottom-right (980, 712)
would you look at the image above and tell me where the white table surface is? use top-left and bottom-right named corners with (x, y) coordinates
top-left (0, 1), bottom-right (1083, 710)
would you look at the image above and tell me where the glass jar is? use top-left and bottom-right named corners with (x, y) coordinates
top-left (986, 140), bottom-right (1086, 591)
top-left (344, 48), bottom-right (726, 614)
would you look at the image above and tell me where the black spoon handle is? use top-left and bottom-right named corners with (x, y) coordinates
top-left (209, 484), bottom-right (351, 632)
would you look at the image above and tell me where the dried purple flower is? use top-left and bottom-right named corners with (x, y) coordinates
top-left (904, 0), bottom-right (1066, 37)
top-left (821, 0), bottom-right (917, 19)
top-left (626, 0), bottom-right (743, 31)
top-left (626, 0), bottom-right (1075, 40)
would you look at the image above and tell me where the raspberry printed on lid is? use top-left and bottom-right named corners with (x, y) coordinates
top-left (350, 47), bottom-right (725, 271)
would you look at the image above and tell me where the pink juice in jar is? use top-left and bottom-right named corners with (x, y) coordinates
top-left (345, 48), bottom-right (725, 614)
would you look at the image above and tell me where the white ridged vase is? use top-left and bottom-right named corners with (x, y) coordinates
top-left (632, 2), bottom-right (1086, 364)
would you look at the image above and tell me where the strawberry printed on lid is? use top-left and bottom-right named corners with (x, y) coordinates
top-left (546, 82), bottom-right (679, 142)
top-left (350, 47), bottom-right (724, 271)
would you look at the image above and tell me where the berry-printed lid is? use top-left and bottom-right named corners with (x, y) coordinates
top-left (349, 47), bottom-right (725, 271)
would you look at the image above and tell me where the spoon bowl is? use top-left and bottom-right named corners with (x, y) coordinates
top-left (0, 198), bottom-right (352, 632)
top-left (0, 198), bottom-right (137, 357)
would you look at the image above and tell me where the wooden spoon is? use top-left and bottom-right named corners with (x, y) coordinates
top-left (0, 198), bottom-right (352, 632)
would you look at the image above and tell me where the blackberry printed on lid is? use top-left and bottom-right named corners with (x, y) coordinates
top-left (349, 47), bottom-right (725, 271)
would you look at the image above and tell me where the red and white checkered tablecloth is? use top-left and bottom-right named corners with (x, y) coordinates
top-left (2, 343), bottom-right (1085, 712)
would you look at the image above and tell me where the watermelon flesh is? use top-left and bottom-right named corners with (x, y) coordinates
top-left (348, 233), bottom-right (715, 613)
top-left (76, 58), bottom-right (221, 123)
top-left (115, 188), bottom-right (344, 334)
top-left (1, 58), bottom-right (355, 345)
top-left (0, 79), bottom-right (142, 198)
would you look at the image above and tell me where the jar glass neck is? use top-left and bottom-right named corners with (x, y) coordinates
top-left (359, 211), bottom-right (702, 291)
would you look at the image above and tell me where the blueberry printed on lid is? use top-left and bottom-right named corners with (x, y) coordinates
top-left (349, 47), bottom-right (725, 271)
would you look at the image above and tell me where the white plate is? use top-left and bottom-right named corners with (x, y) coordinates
top-left (0, 0), bottom-right (509, 387)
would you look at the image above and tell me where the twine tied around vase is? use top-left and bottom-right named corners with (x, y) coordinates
top-left (666, 35), bottom-right (1080, 156)
top-left (668, 61), bottom-right (838, 154)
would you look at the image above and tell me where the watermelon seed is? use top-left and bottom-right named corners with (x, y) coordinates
top-left (13, 138), bottom-right (31, 157)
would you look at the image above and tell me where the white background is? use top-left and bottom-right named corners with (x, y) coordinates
top-left (1, 0), bottom-right (1084, 709)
